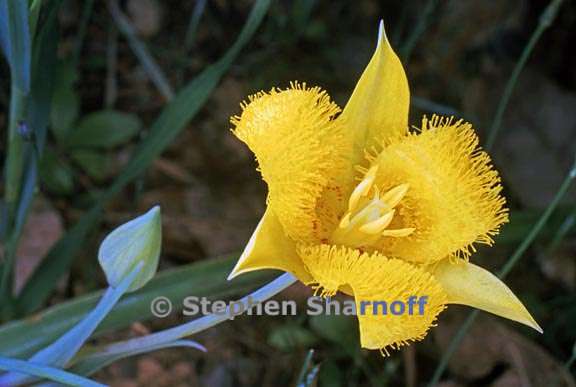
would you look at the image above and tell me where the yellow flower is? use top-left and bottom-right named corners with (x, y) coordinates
top-left (228, 21), bottom-right (541, 353)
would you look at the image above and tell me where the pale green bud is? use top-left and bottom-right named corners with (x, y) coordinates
top-left (98, 206), bottom-right (162, 291)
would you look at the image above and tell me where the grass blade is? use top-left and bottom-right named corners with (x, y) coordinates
top-left (108, 0), bottom-right (174, 101)
top-left (16, 0), bottom-right (272, 315)
top-left (184, 0), bottom-right (207, 51)
top-left (399, 0), bottom-right (439, 61)
top-left (485, 0), bottom-right (565, 151)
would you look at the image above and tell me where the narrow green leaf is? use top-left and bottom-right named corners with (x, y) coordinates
top-left (0, 0), bottom-right (61, 316)
top-left (16, 0), bottom-right (272, 315)
top-left (66, 110), bottom-right (142, 149)
top-left (0, 0), bottom-right (31, 92)
top-left (27, 0), bottom-right (61, 151)
top-left (109, 0), bottom-right (174, 100)
top-left (485, 0), bottom-right (565, 151)
top-left (0, 0), bottom-right (33, 306)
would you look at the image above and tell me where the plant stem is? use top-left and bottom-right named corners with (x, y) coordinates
top-left (428, 157), bottom-right (576, 387)
top-left (400, 0), bottom-right (439, 61)
top-left (74, 273), bottom-right (297, 365)
top-left (1, 84), bottom-right (28, 310)
top-left (485, 0), bottom-right (564, 151)
top-left (4, 86), bottom-right (27, 226)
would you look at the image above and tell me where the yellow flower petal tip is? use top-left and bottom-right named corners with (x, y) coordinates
top-left (227, 209), bottom-right (312, 283)
top-left (377, 19), bottom-right (385, 47)
top-left (342, 18), bottom-right (409, 165)
top-left (433, 260), bottom-right (542, 333)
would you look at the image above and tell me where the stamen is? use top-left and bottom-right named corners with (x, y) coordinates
top-left (359, 210), bottom-right (395, 234)
top-left (381, 183), bottom-right (409, 207)
top-left (382, 228), bottom-right (415, 237)
top-left (348, 165), bottom-right (378, 213)
top-left (339, 213), bottom-right (352, 229)
top-left (331, 178), bottom-right (414, 248)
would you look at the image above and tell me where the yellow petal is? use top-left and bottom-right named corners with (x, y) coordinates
top-left (371, 116), bottom-right (508, 264)
top-left (228, 208), bottom-right (312, 283)
top-left (232, 83), bottom-right (348, 243)
top-left (341, 20), bottom-right (410, 166)
top-left (432, 259), bottom-right (542, 333)
top-left (298, 244), bottom-right (447, 353)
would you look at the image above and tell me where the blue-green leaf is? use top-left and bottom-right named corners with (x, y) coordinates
top-left (1, 256), bottom-right (272, 359)
top-left (0, 265), bottom-right (142, 386)
top-left (0, 357), bottom-right (105, 387)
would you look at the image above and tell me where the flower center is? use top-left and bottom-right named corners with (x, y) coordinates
top-left (330, 165), bottom-right (414, 249)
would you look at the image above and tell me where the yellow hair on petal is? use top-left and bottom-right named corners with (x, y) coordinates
top-left (232, 83), bottom-right (348, 242)
top-left (371, 115), bottom-right (508, 263)
top-left (298, 244), bottom-right (359, 297)
top-left (298, 244), bottom-right (447, 353)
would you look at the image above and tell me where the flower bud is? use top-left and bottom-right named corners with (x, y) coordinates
top-left (98, 206), bottom-right (162, 291)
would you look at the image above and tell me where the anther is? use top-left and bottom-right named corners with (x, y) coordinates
top-left (348, 165), bottom-right (378, 213)
top-left (359, 210), bottom-right (395, 234)
top-left (382, 228), bottom-right (415, 237)
top-left (339, 213), bottom-right (351, 229)
top-left (381, 183), bottom-right (409, 208)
